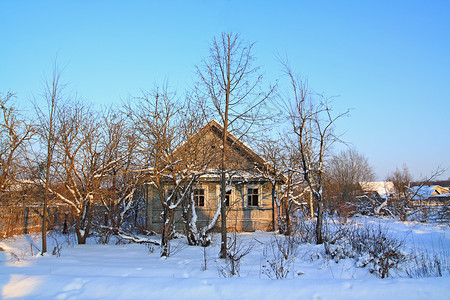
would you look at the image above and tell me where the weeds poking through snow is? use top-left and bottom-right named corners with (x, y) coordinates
top-left (406, 247), bottom-right (450, 278)
top-left (294, 218), bottom-right (317, 244)
top-left (48, 233), bottom-right (62, 257)
top-left (9, 251), bottom-right (21, 261)
top-left (217, 232), bottom-right (254, 277)
top-left (261, 234), bottom-right (300, 279)
top-left (146, 244), bottom-right (155, 254)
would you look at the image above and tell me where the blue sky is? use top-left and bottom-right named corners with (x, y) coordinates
top-left (1, 0), bottom-right (449, 180)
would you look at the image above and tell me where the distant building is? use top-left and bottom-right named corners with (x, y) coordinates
top-left (408, 185), bottom-right (450, 202)
top-left (359, 181), bottom-right (396, 199)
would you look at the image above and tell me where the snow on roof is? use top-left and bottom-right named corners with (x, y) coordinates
top-left (199, 170), bottom-right (266, 182)
top-left (409, 185), bottom-right (450, 200)
top-left (360, 181), bottom-right (396, 196)
top-left (409, 186), bottom-right (431, 200)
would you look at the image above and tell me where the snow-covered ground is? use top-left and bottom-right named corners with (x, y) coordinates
top-left (0, 217), bottom-right (449, 299)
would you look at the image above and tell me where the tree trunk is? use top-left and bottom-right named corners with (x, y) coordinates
top-left (315, 199), bottom-right (324, 244)
top-left (219, 171), bottom-right (227, 258)
top-left (75, 202), bottom-right (92, 245)
top-left (75, 221), bottom-right (88, 244)
top-left (161, 206), bottom-right (174, 256)
top-left (42, 108), bottom-right (55, 255)
top-left (271, 183), bottom-right (276, 231)
top-left (41, 195), bottom-right (48, 253)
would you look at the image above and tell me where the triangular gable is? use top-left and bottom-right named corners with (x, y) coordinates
top-left (175, 119), bottom-right (269, 174)
top-left (206, 120), bottom-right (267, 166)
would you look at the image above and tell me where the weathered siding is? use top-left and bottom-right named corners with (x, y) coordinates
top-left (147, 180), bottom-right (275, 233)
top-left (144, 120), bottom-right (280, 233)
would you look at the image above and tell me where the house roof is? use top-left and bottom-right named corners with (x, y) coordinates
top-left (359, 181), bottom-right (396, 198)
top-left (409, 185), bottom-right (450, 200)
top-left (176, 119), bottom-right (283, 181)
top-left (206, 119), bottom-right (267, 166)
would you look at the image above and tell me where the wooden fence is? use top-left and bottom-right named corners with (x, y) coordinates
top-left (0, 205), bottom-right (72, 238)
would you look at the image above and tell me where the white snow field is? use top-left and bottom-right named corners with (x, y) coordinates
top-left (0, 217), bottom-right (449, 300)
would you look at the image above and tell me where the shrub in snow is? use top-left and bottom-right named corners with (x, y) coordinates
top-left (293, 218), bottom-right (317, 244)
top-left (367, 242), bottom-right (408, 278)
top-left (324, 222), bottom-right (408, 278)
top-left (356, 252), bottom-right (372, 268)
top-left (324, 237), bottom-right (356, 263)
top-left (261, 255), bottom-right (291, 279)
top-left (261, 235), bottom-right (300, 279)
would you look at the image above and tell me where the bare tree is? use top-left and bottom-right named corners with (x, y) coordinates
top-left (127, 86), bottom-right (209, 256)
top-left (277, 136), bottom-right (311, 234)
top-left (96, 108), bottom-right (143, 241)
top-left (196, 32), bottom-right (274, 258)
top-left (326, 148), bottom-right (375, 208)
top-left (386, 165), bottom-right (412, 219)
top-left (46, 100), bottom-right (111, 244)
top-left (0, 92), bottom-right (35, 195)
top-left (34, 64), bottom-right (62, 254)
top-left (283, 62), bottom-right (348, 244)
top-left (388, 165), bottom-right (412, 197)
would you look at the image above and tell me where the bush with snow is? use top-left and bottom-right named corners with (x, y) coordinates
top-left (324, 222), bottom-right (408, 278)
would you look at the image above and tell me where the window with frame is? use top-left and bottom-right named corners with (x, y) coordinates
top-left (225, 189), bottom-right (232, 206)
top-left (247, 187), bottom-right (259, 207)
top-left (193, 188), bottom-right (205, 207)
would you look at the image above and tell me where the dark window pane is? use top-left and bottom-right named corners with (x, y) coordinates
top-left (225, 190), bottom-right (231, 206)
top-left (194, 188), bottom-right (205, 207)
top-left (253, 194), bottom-right (258, 206)
top-left (247, 188), bottom-right (259, 207)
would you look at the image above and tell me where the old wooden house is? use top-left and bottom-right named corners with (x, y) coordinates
top-left (143, 120), bottom-right (282, 233)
